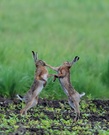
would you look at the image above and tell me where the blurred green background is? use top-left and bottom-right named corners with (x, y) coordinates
top-left (0, 0), bottom-right (109, 99)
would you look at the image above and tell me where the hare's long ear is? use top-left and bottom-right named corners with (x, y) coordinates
top-left (32, 51), bottom-right (38, 62)
top-left (70, 56), bottom-right (79, 66)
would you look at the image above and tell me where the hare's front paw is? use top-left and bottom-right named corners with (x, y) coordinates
top-left (53, 77), bottom-right (56, 82)
top-left (43, 81), bottom-right (47, 87)
top-left (53, 75), bottom-right (58, 82)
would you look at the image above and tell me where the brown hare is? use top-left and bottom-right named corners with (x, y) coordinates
top-left (46, 56), bottom-right (85, 121)
top-left (17, 51), bottom-right (49, 115)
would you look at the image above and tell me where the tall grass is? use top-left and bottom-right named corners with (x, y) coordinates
top-left (0, 0), bottom-right (109, 99)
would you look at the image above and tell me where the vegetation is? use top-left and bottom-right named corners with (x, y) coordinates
top-left (0, 0), bottom-right (109, 99)
top-left (0, 98), bottom-right (109, 135)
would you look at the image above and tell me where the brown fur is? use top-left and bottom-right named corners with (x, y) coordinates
top-left (20, 52), bottom-right (49, 115)
top-left (46, 56), bottom-right (85, 121)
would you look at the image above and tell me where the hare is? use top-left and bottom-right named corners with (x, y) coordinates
top-left (17, 51), bottom-right (49, 115)
top-left (46, 56), bottom-right (85, 121)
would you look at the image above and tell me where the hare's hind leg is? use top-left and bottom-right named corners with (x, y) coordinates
top-left (73, 101), bottom-right (80, 121)
top-left (68, 99), bottom-right (77, 120)
top-left (68, 99), bottom-right (75, 110)
top-left (68, 99), bottom-right (80, 121)
top-left (20, 96), bottom-right (38, 115)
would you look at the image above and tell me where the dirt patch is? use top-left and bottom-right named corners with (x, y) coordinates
top-left (0, 97), bottom-right (109, 135)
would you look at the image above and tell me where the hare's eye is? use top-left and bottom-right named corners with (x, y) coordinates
top-left (41, 61), bottom-right (43, 64)
top-left (40, 61), bottom-right (43, 65)
top-left (64, 62), bottom-right (67, 64)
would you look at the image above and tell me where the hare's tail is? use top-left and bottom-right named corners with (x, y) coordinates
top-left (80, 92), bottom-right (85, 98)
top-left (16, 94), bottom-right (24, 101)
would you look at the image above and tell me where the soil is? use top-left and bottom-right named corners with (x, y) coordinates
top-left (0, 96), bottom-right (109, 135)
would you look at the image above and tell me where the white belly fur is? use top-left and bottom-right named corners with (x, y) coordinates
top-left (58, 71), bottom-right (69, 96)
top-left (59, 79), bottom-right (69, 96)
top-left (34, 85), bottom-right (43, 96)
top-left (34, 73), bottom-right (48, 96)
top-left (42, 73), bottom-right (48, 81)
top-left (39, 73), bottom-right (48, 84)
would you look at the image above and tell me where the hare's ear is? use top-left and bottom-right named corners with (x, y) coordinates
top-left (32, 51), bottom-right (38, 62)
top-left (70, 56), bottom-right (79, 66)
top-left (73, 56), bottom-right (79, 62)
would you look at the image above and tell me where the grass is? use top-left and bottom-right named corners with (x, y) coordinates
top-left (0, 0), bottom-right (109, 99)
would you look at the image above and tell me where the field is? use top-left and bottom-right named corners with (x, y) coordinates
top-left (0, 97), bottom-right (109, 135)
top-left (0, 0), bottom-right (109, 134)
top-left (0, 0), bottom-right (109, 99)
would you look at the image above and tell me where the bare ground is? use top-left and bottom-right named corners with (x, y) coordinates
top-left (0, 96), bottom-right (109, 135)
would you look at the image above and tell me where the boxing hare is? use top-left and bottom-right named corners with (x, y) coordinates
top-left (17, 51), bottom-right (49, 115)
top-left (46, 56), bottom-right (85, 121)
